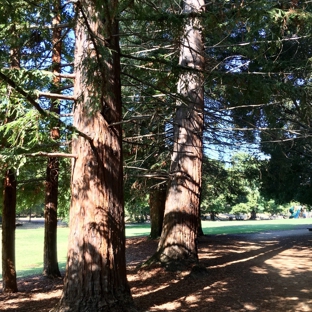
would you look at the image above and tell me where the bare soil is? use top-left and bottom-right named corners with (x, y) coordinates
top-left (0, 224), bottom-right (311, 312)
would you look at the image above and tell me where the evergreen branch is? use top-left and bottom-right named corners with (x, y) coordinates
top-left (0, 70), bottom-right (47, 116)
top-left (205, 35), bottom-right (312, 50)
top-left (0, 69), bottom-right (92, 142)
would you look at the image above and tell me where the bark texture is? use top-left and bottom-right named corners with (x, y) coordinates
top-left (43, 0), bottom-right (62, 278)
top-left (54, 0), bottom-right (135, 311)
top-left (2, 169), bottom-right (18, 293)
top-left (156, 0), bottom-right (205, 266)
top-left (149, 186), bottom-right (166, 239)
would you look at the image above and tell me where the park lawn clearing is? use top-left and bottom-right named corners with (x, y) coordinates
top-left (201, 218), bottom-right (312, 235)
top-left (0, 218), bottom-right (311, 279)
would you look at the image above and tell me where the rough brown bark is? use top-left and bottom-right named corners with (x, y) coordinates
top-left (53, 0), bottom-right (135, 311)
top-left (2, 169), bottom-right (18, 293)
top-left (156, 0), bottom-right (205, 267)
top-left (149, 186), bottom-right (166, 239)
top-left (43, 0), bottom-right (62, 278)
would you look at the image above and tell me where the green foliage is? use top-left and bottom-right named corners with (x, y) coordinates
top-left (230, 203), bottom-right (250, 215)
top-left (125, 201), bottom-right (149, 223)
top-left (1, 0), bottom-right (312, 229)
top-left (263, 199), bottom-right (287, 216)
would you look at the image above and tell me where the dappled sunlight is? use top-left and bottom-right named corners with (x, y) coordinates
top-left (207, 245), bottom-right (283, 269)
top-left (250, 266), bottom-right (269, 274)
top-left (2, 229), bottom-right (311, 312)
top-left (131, 284), bottom-right (170, 298)
top-left (203, 280), bottom-right (229, 293)
top-left (270, 296), bottom-right (312, 312)
top-left (264, 247), bottom-right (312, 278)
top-left (0, 289), bottom-right (62, 311)
top-left (129, 231), bottom-right (312, 312)
top-left (30, 290), bottom-right (62, 301)
top-left (198, 238), bottom-right (280, 263)
top-left (149, 301), bottom-right (182, 311)
top-left (243, 303), bottom-right (258, 311)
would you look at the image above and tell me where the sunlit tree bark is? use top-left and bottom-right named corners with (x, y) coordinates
top-left (53, 0), bottom-right (135, 310)
top-left (156, 0), bottom-right (205, 266)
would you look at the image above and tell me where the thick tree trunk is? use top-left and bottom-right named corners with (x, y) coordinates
top-left (43, 0), bottom-right (62, 278)
top-left (2, 169), bottom-right (18, 293)
top-left (149, 186), bottom-right (166, 239)
top-left (53, 1), bottom-right (134, 311)
top-left (156, 0), bottom-right (205, 266)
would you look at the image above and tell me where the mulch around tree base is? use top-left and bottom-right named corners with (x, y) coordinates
top-left (1, 227), bottom-right (311, 312)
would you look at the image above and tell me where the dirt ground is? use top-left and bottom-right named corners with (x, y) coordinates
top-left (0, 224), bottom-right (311, 312)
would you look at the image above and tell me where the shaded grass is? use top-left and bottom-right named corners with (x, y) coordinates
top-left (0, 218), bottom-right (311, 279)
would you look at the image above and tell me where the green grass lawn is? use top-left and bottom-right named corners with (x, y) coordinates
top-left (201, 218), bottom-right (312, 235)
top-left (0, 218), bottom-right (311, 279)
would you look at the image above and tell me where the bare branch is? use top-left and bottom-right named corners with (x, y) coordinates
top-left (38, 91), bottom-right (76, 101)
top-left (54, 73), bottom-right (76, 79)
top-left (25, 151), bottom-right (78, 159)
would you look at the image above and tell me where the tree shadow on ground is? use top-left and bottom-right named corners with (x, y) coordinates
top-left (0, 275), bottom-right (63, 312)
top-left (1, 230), bottom-right (311, 312)
top-left (128, 230), bottom-right (312, 312)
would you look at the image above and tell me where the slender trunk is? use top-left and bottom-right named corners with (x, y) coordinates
top-left (43, 0), bottom-right (62, 278)
top-left (1, 39), bottom-right (20, 293)
top-left (198, 207), bottom-right (204, 236)
top-left (2, 169), bottom-right (18, 293)
top-left (43, 154), bottom-right (61, 277)
top-left (53, 0), bottom-right (135, 310)
top-left (156, 0), bottom-right (205, 266)
top-left (149, 186), bottom-right (166, 239)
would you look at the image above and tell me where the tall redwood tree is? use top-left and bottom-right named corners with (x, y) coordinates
top-left (53, 0), bottom-right (135, 310)
top-left (155, 0), bottom-right (205, 266)
top-left (43, 0), bottom-right (62, 278)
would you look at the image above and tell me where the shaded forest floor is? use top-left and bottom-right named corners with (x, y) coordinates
top-left (0, 225), bottom-right (311, 312)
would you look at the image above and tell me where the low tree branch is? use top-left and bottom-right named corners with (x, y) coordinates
top-left (54, 73), bottom-right (76, 79)
top-left (25, 151), bottom-right (78, 159)
top-left (0, 69), bottom-right (92, 142)
top-left (38, 91), bottom-right (76, 101)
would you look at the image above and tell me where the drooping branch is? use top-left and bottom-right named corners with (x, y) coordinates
top-left (0, 70), bottom-right (47, 116)
top-left (0, 69), bottom-right (92, 142)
